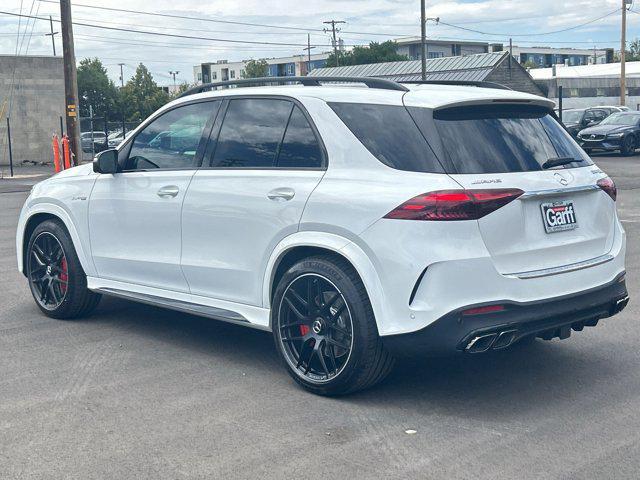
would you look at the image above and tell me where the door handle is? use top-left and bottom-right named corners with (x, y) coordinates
top-left (267, 187), bottom-right (295, 201)
top-left (157, 185), bottom-right (179, 198)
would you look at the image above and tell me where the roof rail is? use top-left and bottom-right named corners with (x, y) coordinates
top-left (178, 76), bottom-right (409, 98)
top-left (400, 80), bottom-right (513, 91)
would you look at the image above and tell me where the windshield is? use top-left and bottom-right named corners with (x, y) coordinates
top-left (562, 110), bottom-right (584, 124)
top-left (413, 104), bottom-right (592, 174)
top-left (600, 113), bottom-right (640, 126)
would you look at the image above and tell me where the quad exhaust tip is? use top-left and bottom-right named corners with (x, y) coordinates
top-left (465, 329), bottom-right (517, 353)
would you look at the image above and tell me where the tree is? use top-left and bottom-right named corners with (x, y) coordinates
top-left (242, 59), bottom-right (269, 78)
top-left (77, 58), bottom-right (118, 119)
top-left (325, 41), bottom-right (408, 68)
top-left (119, 63), bottom-right (170, 121)
top-left (522, 60), bottom-right (539, 70)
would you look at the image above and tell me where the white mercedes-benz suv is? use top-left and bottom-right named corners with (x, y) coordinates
top-left (16, 77), bottom-right (628, 395)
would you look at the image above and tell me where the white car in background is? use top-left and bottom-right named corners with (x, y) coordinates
top-left (16, 77), bottom-right (628, 395)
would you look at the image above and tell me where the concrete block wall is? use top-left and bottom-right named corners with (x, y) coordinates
top-left (0, 55), bottom-right (65, 166)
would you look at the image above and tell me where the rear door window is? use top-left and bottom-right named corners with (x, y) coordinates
top-left (277, 106), bottom-right (323, 168)
top-left (329, 102), bottom-right (444, 173)
top-left (420, 104), bottom-right (592, 174)
top-left (211, 98), bottom-right (292, 168)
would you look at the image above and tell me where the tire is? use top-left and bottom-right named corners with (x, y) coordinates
top-left (272, 255), bottom-right (395, 396)
top-left (26, 219), bottom-right (101, 319)
top-left (621, 135), bottom-right (636, 156)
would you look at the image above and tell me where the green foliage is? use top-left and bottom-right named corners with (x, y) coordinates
top-left (77, 58), bottom-right (118, 118)
top-left (325, 41), bottom-right (408, 68)
top-left (522, 60), bottom-right (539, 70)
top-left (242, 59), bottom-right (269, 78)
top-left (119, 64), bottom-right (171, 122)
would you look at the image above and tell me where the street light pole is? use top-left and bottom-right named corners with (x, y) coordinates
top-left (169, 71), bottom-right (179, 89)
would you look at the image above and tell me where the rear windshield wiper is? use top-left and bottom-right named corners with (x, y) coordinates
top-left (542, 157), bottom-right (583, 169)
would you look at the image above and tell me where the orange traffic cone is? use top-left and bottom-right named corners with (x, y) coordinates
top-left (52, 134), bottom-right (61, 173)
top-left (61, 134), bottom-right (71, 170)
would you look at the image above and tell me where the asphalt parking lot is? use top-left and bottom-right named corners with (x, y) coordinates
top-left (1, 156), bottom-right (639, 480)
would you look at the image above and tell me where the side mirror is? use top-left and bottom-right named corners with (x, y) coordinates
top-left (93, 149), bottom-right (119, 174)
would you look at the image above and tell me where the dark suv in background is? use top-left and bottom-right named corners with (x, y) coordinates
top-left (578, 111), bottom-right (640, 156)
top-left (561, 107), bottom-right (618, 139)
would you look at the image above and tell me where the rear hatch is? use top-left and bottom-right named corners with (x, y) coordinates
top-left (406, 98), bottom-right (616, 275)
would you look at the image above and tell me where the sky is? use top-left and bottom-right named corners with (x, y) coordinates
top-left (0, 0), bottom-right (637, 87)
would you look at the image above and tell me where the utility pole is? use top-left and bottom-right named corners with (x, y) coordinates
top-left (621, 0), bottom-right (630, 106)
top-left (118, 63), bottom-right (125, 87)
top-left (323, 20), bottom-right (345, 67)
top-left (303, 33), bottom-right (316, 75)
top-left (60, 0), bottom-right (80, 165)
top-left (45, 15), bottom-right (58, 56)
top-left (169, 70), bottom-right (179, 88)
top-left (421, 0), bottom-right (426, 80)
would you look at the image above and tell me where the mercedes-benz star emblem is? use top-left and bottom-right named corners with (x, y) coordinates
top-left (554, 172), bottom-right (569, 186)
top-left (312, 319), bottom-right (323, 334)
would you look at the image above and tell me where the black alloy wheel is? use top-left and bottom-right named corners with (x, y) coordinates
top-left (28, 231), bottom-right (69, 310)
top-left (277, 273), bottom-right (354, 383)
top-left (26, 219), bottom-right (101, 319)
top-left (621, 135), bottom-right (636, 156)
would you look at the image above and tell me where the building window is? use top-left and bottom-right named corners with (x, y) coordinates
top-left (197, 72), bottom-right (202, 81)
top-left (569, 88), bottom-right (579, 97)
top-left (286, 63), bottom-right (295, 75)
top-left (596, 88), bottom-right (605, 97)
top-left (212, 71), bottom-right (217, 80)
top-left (230, 70), bottom-right (235, 79)
top-left (428, 52), bottom-right (444, 59)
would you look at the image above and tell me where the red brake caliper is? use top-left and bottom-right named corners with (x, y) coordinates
top-left (300, 325), bottom-right (310, 336)
top-left (59, 257), bottom-right (68, 293)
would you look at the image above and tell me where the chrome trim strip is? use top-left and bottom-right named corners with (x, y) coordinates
top-left (94, 287), bottom-right (261, 328)
top-left (519, 184), bottom-right (600, 199)
top-left (505, 254), bottom-right (614, 280)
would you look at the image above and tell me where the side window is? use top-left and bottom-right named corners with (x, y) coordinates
top-left (211, 98), bottom-right (292, 168)
top-left (277, 106), bottom-right (323, 168)
top-left (593, 110), bottom-right (607, 121)
top-left (127, 102), bottom-right (215, 171)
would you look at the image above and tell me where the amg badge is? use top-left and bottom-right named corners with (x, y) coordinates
top-left (540, 201), bottom-right (578, 233)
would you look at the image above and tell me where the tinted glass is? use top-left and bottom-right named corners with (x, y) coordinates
top-left (127, 102), bottom-right (214, 170)
top-left (601, 112), bottom-right (640, 125)
top-left (212, 98), bottom-right (293, 168)
top-left (277, 106), bottom-right (323, 168)
top-left (562, 110), bottom-right (584, 123)
top-left (428, 105), bottom-right (592, 174)
top-left (329, 102), bottom-right (444, 173)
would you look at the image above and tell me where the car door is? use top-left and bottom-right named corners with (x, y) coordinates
top-left (88, 100), bottom-right (220, 293)
top-left (181, 97), bottom-right (326, 306)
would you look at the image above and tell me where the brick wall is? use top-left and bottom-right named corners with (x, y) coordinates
top-left (0, 55), bottom-right (65, 166)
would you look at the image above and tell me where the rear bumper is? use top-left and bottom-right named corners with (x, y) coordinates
top-left (382, 273), bottom-right (629, 357)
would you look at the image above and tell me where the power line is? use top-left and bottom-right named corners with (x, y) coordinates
top-left (437, 8), bottom-right (622, 37)
top-left (0, 10), bottom-right (342, 47)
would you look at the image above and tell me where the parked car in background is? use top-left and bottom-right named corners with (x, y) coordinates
top-left (578, 111), bottom-right (640, 155)
top-left (80, 131), bottom-right (107, 153)
top-left (107, 130), bottom-right (134, 149)
top-left (561, 107), bottom-right (614, 139)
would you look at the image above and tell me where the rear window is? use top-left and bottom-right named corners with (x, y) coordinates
top-left (419, 104), bottom-right (592, 174)
top-left (329, 102), bottom-right (444, 173)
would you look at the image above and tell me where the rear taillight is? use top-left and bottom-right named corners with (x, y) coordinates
top-left (384, 189), bottom-right (524, 221)
top-left (597, 177), bottom-right (617, 202)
